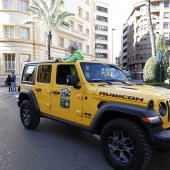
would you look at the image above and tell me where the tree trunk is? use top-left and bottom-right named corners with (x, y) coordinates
top-left (47, 31), bottom-right (52, 60)
top-left (145, 0), bottom-right (156, 56)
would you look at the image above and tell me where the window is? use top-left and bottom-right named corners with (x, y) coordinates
top-left (95, 25), bottom-right (108, 31)
top-left (20, 27), bottom-right (29, 40)
top-left (97, 6), bottom-right (108, 13)
top-left (22, 65), bottom-right (35, 82)
top-left (152, 3), bottom-right (159, 8)
top-left (164, 2), bottom-right (169, 7)
top-left (96, 15), bottom-right (108, 22)
top-left (163, 33), bottom-right (169, 39)
top-left (86, 45), bottom-right (89, 53)
top-left (95, 43), bottom-right (107, 49)
top-left (96, 34), bottom-right (108, 40)
top-left (164, 12), bottom-right (170, 18)
top-left (148, 44), bottom-right (151, 49)
top-left (78, 7), bottom-right (82, 16)
top-left (19, 0), bottom-right (28, 12)
top-left (4, 54), bottom-right (15, 73)
top-left (78, 24), bottom-right (83, 32)
top-left (69, 21), bottom-right (74, 29)
top-left (85, 12), bottom-right (89, 20)
top-left (20, 55), bottom-right (31, 73)
top-left (58, 37), bottom-right (64, 47)
top-left (152, 23), bottom-right (156, 30)
top-left (37, 65), bottom-right (52, 83)
top-left (4, 0), bottom-right (13, 9)
top-left (79, 43), bottom-right (82, 50)
top-left (5, 26), bottom-right (14, 38)
top-left (164, 22), bottom-right (170, 28)
top-left (140, 45), bottom-right (143, 50)
top-left (56, 65), bottom-right (77, 85)
top-left (144, 44), bottom-right (147, 49)
top-left (85, 0), bottom-right (89, 5)
top-left (95, 53), bottom-right (108, 58)
top-left (86, 28), bottom-right (89, 36)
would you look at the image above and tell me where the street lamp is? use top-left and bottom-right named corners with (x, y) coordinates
top-left (112, 28), bottom-right (116, 63)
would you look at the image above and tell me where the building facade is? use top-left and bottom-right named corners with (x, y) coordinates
top-left (121, 0), bottom-right (170, 79)
top-left (0, 0), bottom-right (98, 76)
top-left (94, 0), bottom-right (110, 62)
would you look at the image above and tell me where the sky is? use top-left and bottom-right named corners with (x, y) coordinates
top-left (109, 0), bottom-right (140, 62)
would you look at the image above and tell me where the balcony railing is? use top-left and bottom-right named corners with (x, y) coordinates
top-left (58, 25), bottom-right (89, 40)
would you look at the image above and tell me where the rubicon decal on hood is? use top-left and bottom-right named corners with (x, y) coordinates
top-left (99, 92), bottom-right (144, 102)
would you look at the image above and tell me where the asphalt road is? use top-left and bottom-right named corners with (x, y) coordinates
top-left (1, 88), bottom-right (170, 170)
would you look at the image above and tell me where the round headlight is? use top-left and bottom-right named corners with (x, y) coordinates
top-left (159, 102), bottom-right (167, 117)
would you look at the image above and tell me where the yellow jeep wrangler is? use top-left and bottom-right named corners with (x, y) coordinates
top-left (17, 60), bottom-right (170, 170)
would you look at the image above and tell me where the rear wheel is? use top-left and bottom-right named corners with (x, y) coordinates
top-left (20, 100), bottom-right (40, 129)
top-left (100, 118), bottom-right (152, 170)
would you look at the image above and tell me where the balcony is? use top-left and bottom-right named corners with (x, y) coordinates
top-left (122, 59), bottom-right (127, 63)
top-left (57, 25), bottom-right (89, 40)
top-left (123, 52), bottom-right (128, 57)
top-left (150, 6), bottom-right (160, 13)
top-left (122, 45), bottom-right (128, 50)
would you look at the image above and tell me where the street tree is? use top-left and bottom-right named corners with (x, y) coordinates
top-left (145, 0), bottom-right (156, 56)
top-left (23, 0), bottom-right (74, 60)
top-left (143, 37), bottom-right (168, 82)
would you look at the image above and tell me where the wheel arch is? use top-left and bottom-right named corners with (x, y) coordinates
top-left (90, 102), bottom-right (162, 135)
top-left (17, 90), bottom-right (40, 114)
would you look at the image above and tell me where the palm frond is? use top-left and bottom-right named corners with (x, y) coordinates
top-left (60, 20), bottom-right (70, 27)
top-left (58, 12), bottom-right (74, 20)
top-left (22, 19), bottom-right (34, 25)
top-left (40, 0), bottom-right (49, 15)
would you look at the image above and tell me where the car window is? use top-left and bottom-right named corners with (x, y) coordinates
top-left (80, 62), bottom-right (127, 82)
top-left (22, 65), bottom-right (36, 83)
top-left (56, 65), bottom-right (78, 85)
top-left (37, 65), bottom-right (52, 84)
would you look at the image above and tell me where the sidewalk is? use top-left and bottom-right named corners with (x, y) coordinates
top-left (0, 76), bottom-right (21, 87)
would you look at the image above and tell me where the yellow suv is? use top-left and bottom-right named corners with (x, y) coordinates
top-left (17, 60), bottom-right (170, 170)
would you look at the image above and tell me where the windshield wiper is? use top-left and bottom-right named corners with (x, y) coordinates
top-left (106, 79), bottom-right (132, 86)
top-left (88, 79), bottom-right (112, 85)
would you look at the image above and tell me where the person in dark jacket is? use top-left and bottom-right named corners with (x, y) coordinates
top-left (11, 72), bottom-right (16, 91)
top-left (6, 74), bottom-right (12, 92)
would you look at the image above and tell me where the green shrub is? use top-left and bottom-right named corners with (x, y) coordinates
top-left (145, 82), bottom-right (170, 89)
top-left (143, 56), bottom-right (159, 82)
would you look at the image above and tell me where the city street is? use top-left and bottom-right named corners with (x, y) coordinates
top-left (1, 87), bottom-right (170, 170)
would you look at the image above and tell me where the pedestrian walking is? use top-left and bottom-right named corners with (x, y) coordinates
top-left (11, 72), bottom-right (16, 91)
top-left (6, 74), bottom-right (12, 92)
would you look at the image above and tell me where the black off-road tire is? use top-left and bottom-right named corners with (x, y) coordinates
top-left (20, 100), bottom-right (40, 129)
top-left (100, 118), bottom-right (152, 170)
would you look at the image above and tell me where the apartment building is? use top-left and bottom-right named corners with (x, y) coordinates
top-left (121, 0), bottom-right (170, 77)
top-left (0, 0), bottom-right (95, 76)
top-left (94, 0), bottom-right (109, 62)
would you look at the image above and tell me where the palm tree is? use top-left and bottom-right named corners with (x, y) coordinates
top-left (23, 0), bottom-right (74, 60)
top-left (145, 0), bottom-right (156, 56)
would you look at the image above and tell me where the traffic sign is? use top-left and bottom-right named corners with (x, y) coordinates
top-left (158, 51), bottom-right (162, 63)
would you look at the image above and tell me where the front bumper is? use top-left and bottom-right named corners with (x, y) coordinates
top-left (153, 130), bottom-right (170, 149)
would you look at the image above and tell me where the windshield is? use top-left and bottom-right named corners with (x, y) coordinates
top-left (80, 62), bottom-right (128, 83)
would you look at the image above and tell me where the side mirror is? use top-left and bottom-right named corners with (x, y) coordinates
top-left (66, 75), bottom-right (81, 89)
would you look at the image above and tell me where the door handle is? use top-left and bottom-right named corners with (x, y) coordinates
top-left (52, 91), bottom-right (60, 94)
top-left (35, 88), bottom-right (41, 91)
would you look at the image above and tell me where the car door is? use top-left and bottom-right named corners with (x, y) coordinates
top-left (51, 64), bottom-right (84, 122)
top-left (33, 64), bottom-right (52, 114)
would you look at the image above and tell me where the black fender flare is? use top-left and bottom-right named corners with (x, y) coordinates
top-left (90, 102), bottom-right (163, 131)
top-left (17, 90), bottom-right (40, 114)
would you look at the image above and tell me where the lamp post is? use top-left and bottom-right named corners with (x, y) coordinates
top-left (112, 28), bottom-right (116, 63)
